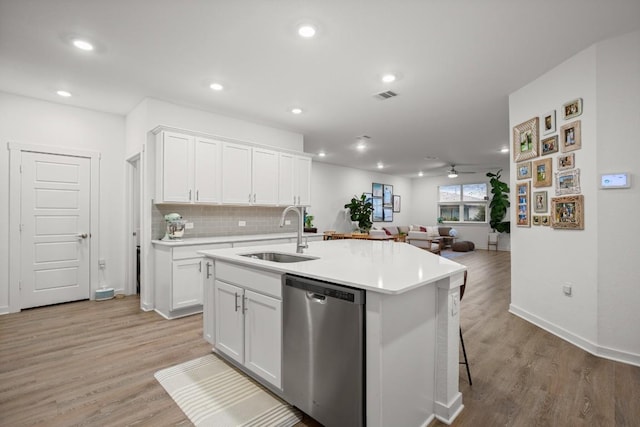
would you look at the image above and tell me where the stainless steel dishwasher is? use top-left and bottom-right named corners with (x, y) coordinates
top-left (283, 274), bottom-right (365, 427)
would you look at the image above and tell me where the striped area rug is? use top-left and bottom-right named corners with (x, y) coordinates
top-left (155, 354), bottom-right (302, 427)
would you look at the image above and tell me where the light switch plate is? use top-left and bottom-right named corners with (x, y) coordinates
top-left (185, 222), bottom-right (194, 229)
top-left (238, 220), bottom-right (246, 227)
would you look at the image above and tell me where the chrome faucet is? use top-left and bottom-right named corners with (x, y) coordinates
top-left (280, 205), bottom-right (308, 253)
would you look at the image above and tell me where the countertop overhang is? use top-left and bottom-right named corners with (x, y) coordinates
top-left (152, 232), bottom-right (318, 247)
top-left (199, 240), bottom-right (466, 295)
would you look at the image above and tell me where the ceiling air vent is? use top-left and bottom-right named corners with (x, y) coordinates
top-left (374, 90), bottom-right (398, 100)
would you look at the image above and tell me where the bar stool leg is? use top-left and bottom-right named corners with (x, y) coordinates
top-left (460, 327), bottom-right (472, 385)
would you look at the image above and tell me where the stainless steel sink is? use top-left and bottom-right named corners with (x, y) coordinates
top-left (240, 252), bottom-right (318, 263)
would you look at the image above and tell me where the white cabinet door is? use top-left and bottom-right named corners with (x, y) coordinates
top-left (215, 280), bottom-right (244, 364)
top-left (295, 156), bottom-right (312, 206)
top-left (161, 132), bottom-right (193, 203)
top-left (222, 142), bottom-right (252, 205)
top-left (171, 258), bottom-right (203, 310)
top-left (244, 290), bottom-right (282, 388)
top-left (252, 147), bottom-right (279, 205)
top-left (194, 137), bottom-right (221, 203)
top-left (278, 152), bottom-right (295, 205)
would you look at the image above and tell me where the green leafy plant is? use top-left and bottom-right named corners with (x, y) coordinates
top-left (486, 169), bottom-right (510, 233)
top-left (304, 214), bottom-right (314, 228)
top-left (344, 193), bottom-right (373, 232)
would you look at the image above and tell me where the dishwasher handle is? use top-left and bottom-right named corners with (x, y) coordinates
top-left (284, 274), bottom-right (365, 305)
top-left (307, 291), bottom-right (327, 304)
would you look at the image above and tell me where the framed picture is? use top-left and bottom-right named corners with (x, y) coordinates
top-left (551, 195), bottom-right (584, 230)
top-left (541, 215), bottom-right (550, 226)
top-left (393, 195), bottom-right (401, 213)
top-left (383, 206), bottom-right (393, 222)
top-left (555, 168), bottom-right (581, 195)
top-left (532, 215), bottom-right (541, 226)
top-left (563, 98), bottom-right (583, 120)
top-left (383, 184), bottom-right (393, 205)
top-left (542, 110), bottom-right (556, 135)
top-left (560, 120), bottom-right (581, 152)
top-left (533, 191), bottom-right (547, 213)
top-left (372, 182), bottom-right (383, 198)
top-left (541, 135), bottom-right (558, 156)
top-left (372, 197), bottom-right (383, 222)
top-left (557, 153), bottom-right (575, 170)
top-left (516, 181), bottom-right (530, 227)
top-left (513, 117), bottom-right (539, 162)
top-left (533, 158), bottom-right (552, 187)
top-left (517, 161), bottom-right (532, 180)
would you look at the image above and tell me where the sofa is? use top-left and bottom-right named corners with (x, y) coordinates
top-left (371, 225), bottom-right (455, 253)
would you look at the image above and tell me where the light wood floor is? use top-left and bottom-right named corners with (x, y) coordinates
top-left (1, 250), bottom-right (638, 426)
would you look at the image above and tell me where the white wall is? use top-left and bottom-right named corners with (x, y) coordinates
top-left (595, 31), bottom-right (640, 359)
top-left (0, 92), bottom-right (126, 312)
top-left (509, 31), bottom-right (640, 366)
top-left (311, 162), bottom-right (412, 233)
top-left (410, 172), bottom-right (511, 250)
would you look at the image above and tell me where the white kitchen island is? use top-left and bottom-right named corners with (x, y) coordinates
top-left (200, 239), bottom-right (466, 426)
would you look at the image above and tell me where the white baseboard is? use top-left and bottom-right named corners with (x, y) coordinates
top-left (434, 392), bottom-right (463, 425)
top-left (0, 305), bottom-right (9, 315)
top-left (509, 304), bottom-right (640, 368)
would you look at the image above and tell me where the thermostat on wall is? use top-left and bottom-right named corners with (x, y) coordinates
top-left (600, 173), bottom-right (631, 189)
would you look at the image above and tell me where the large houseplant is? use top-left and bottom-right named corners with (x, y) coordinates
top-left (344, 193), bottom-right (373, 232)
top-left (486, 169), bottom-right (510, 233)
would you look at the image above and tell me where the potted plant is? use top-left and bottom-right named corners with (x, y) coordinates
top-left (486, 169), bottom-right (510, 233)
top-left (304, 212), bottom-right (317, 233)
top-left (344, 193), bottom-right (373, 232)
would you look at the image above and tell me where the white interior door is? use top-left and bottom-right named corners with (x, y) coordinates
top-left (20, 152), bottom-right (91, 309)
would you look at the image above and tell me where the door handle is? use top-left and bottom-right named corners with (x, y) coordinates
top-left (76, 233), bottom-right (88, 239)
top-left (206, 262), bottom-right (212, 278)
top-left (196, 189), bottom-right (199, 201)
top-left (189, 189), bottom-right (192, 201)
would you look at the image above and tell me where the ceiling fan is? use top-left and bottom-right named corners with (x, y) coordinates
top-left (445, 164), bottom-right (476, 178)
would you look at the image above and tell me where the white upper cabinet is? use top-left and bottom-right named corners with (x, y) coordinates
top-left (155, 127), bottom-right (310, 207)
top-left (222, 143), bottom-right (279, 206)
top-left (194, 137), bottom-right (222, 203)
top-left (278, 153), bottom-right (312, 206)
top-left (295, 155), bottom-right (312, 206)
top-left (252, 147), bottom-right (279, 205)
top-left (156, 131), bottom-right (221, 204)
top-left (222, 142), bottom-right (252, 204)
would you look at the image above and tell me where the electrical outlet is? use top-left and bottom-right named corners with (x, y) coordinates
top-left (285, 220), bottom-right (291, 225)
top-left (238, 220), bottom-right (246, 227)
top-left (185, 222), bottom-right (194, 229)
top-left (563, 283), bottom-right (572, 296)
top-left (99, 259), bottom-right (106, 269)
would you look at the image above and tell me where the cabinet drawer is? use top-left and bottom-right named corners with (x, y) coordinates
top-left (173, 243), bottom-right (232, 260)
top-left (215, 261), bottom-right (282, 299)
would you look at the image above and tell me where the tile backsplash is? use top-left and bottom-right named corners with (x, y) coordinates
top-left (153, 204), bottom-right (298, 239)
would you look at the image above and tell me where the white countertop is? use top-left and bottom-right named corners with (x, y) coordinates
top-left (199, 240), bottom-right (466, 295)
top-left (152, 232), bottom-right (318, 247)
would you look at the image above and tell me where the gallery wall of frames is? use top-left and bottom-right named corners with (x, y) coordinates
top-left (513, 98), bottom-right (584, 230)
top-left (365, 183), bottom-right (401, 222)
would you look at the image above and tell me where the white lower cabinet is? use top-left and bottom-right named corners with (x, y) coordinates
top-left (172, 258), bottom-right (203, 310)
top-left (213, 262), bottom-right (282, 389)
top-left (153, 243), bottom-right (231, 319)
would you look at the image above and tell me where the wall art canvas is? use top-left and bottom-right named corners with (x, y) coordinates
top-left (551, 195), bottom-right (584, 230)
top-left (563, 98), bottom-right (583, 120)
top-left (555, 169), bottom-right (581, 195)
top-left (517, 161), bottom-right (532, 180)
top-left (542, 110), bottom-right (556, 135)
top-left (533, 157), bottom-right (552, 187)
top-left (516, 181), bottom-right (530, 227)
top-left (541, 135), bottom-right (558, 156)
top-left (557, 153), bottom-right (575, 170)
top-left (533, 191), bottom-right (547, 213)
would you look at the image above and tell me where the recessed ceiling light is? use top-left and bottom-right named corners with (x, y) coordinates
top-left (377, 162), bottom-right (384, 169)
top-left (418, 171), bottom-right (424, 177)
top-left (500, 147), bottom-right (509, 153)
top-left (382, 74), bottom-right (396, 83)
top-left (56, 90), bottom-right (72, 97)
top-left (298, 25), bottom-right (316, 38)
top-left (318, 151), bottom-right (326, 157)
top-left (72, 39), bottom-right (94, 51)
top-left (209, 83), bottom-right (224, 91)
top-left (356, 141), bottom-right (366, 151)
top-left (291, 107), bottom-right (303, 115)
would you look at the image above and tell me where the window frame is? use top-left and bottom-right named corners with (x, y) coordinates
top-left (437, 182), bottom-right (489, 224)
